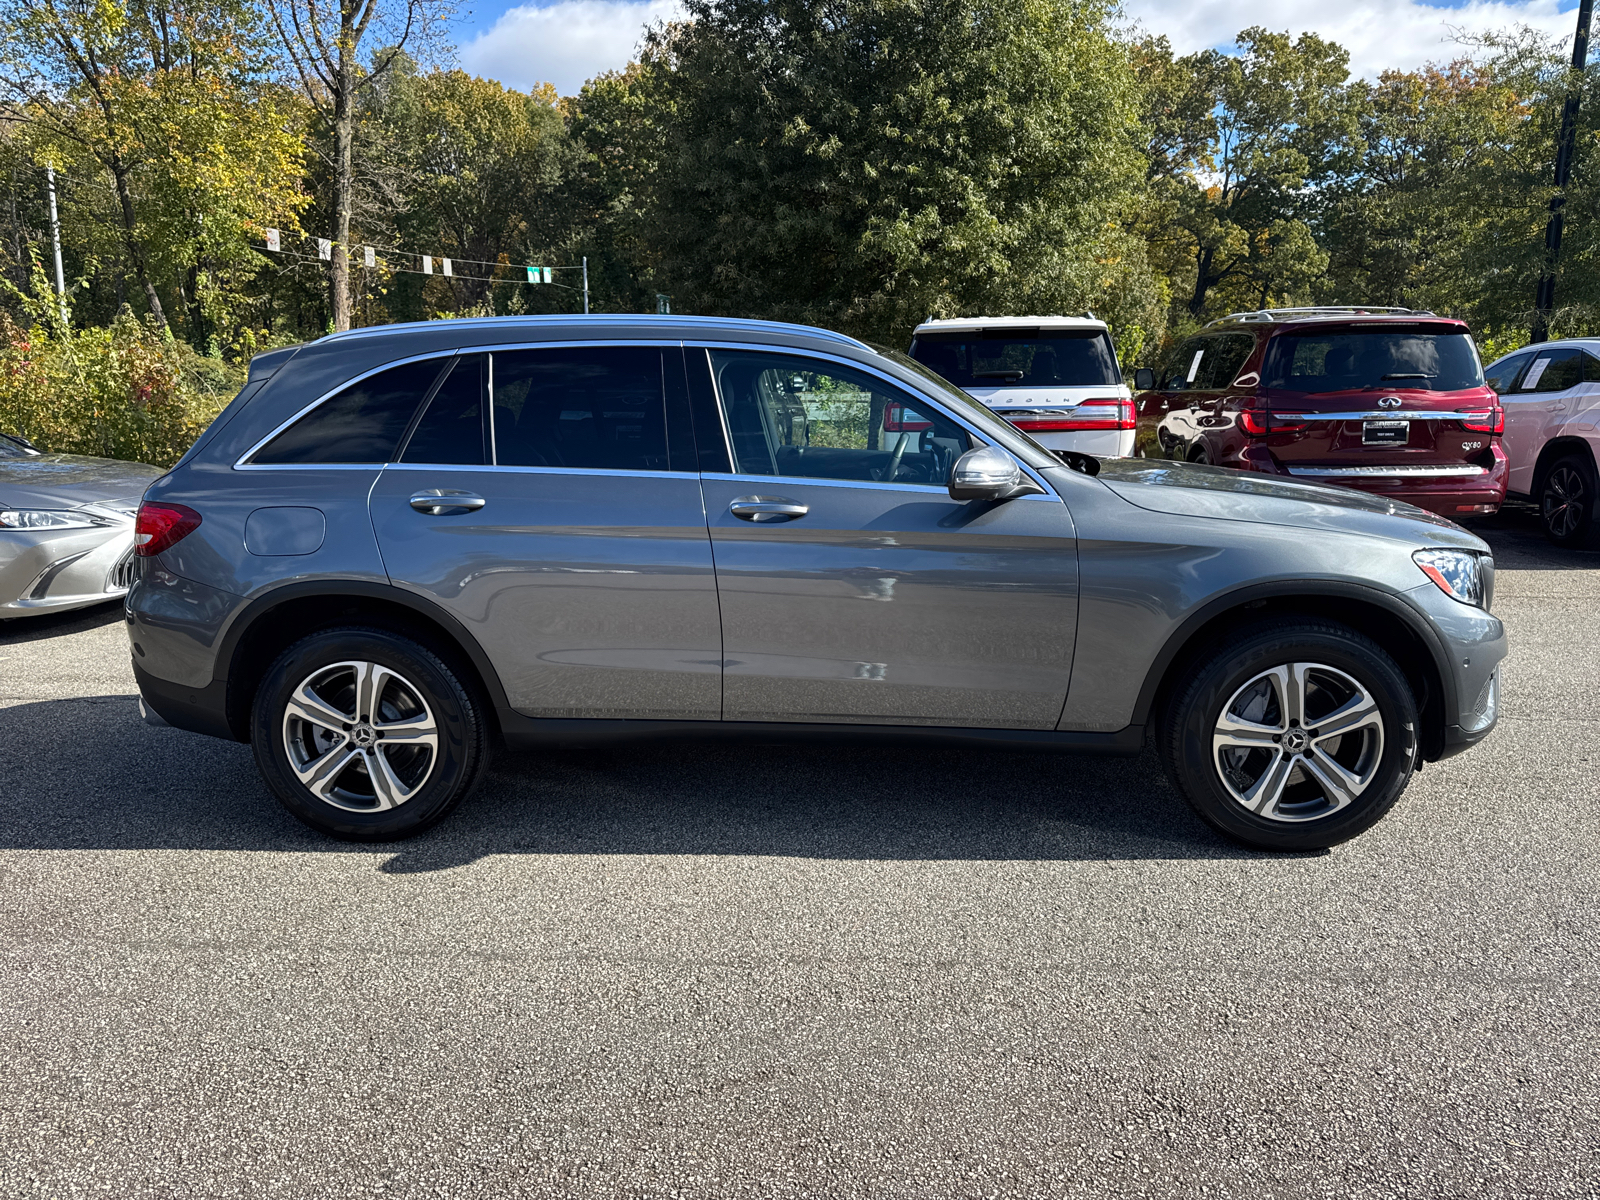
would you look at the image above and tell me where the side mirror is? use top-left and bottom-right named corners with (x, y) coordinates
top-left (947, 445), bottom-right (1045, 502)
top-left (1133, 367), bottom-right (1155, 392)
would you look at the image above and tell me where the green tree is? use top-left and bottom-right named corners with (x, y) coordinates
top-left (265, 0), bottom-right (454, 332)
top-left (0, 0), bottom-right (308, 341)
top-left (1137, 28), bottom-right (1363, 323)
top-left (633, 0), bottom-right (1153, 344)
top-left (381, 69), bottom-right (572, 315)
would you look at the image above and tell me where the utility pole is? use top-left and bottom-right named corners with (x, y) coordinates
top-left (582, 256), bottom-right (590, 315)
top-left (1532, 0), bottom-right (1595, 343)
top-left (45, 165), bottom-right (67, 326)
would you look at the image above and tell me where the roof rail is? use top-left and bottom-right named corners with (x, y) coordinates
top-left (1208, 306), bottom-right (1438, 326)
top-left (313, 313), bottom-right (874, 351)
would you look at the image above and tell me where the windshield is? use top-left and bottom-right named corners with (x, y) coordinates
top-left (0, 432), bottom-right (37, 458)
top-left (909, 328), bottom-right (1121, 389)
top-left (871, 346), bottom-right (1059, 470)
top-left (1263, 329), bottom-right (1484, 394)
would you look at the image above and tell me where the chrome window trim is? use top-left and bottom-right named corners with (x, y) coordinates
top-left (1285, 464), bottom-right (1488, 478)
top-left (689, 340), bottom-right (1058, 498)
top-left (379, 463), bottom-right (701, 480)
top-left (235, 339), bottom-right (689, 470)
top-left (235, 463), bottom-right (389, 472)
top-left (700, 471), bottom-right (1057, 501)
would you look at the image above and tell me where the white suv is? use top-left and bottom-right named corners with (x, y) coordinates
top-left (1482, 339), bottom-right (1600, 546)
top-left (908, 315), bottom-right (1135, 457)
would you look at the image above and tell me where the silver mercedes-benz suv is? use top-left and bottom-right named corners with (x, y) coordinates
top-left (126, 316), bottom-right (1504, 851)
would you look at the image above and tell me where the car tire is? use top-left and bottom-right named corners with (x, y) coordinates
top-left (1539, 453), bottom-right (1600, 548)
top-left (1159, 620), bottom-right (1417, 852)
top-left (251, 627), bottom-right (490, 840)
top-left (1188, 445), bottom-right (1210, 466)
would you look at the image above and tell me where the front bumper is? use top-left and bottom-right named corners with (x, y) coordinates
top-left (1401, 581), bottom-right (1505, 760)
top-left (0, 526), bottom-right (138, 616)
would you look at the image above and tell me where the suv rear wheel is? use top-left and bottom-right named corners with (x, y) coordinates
top-left (1539, 452), bottom-right (1600, 548)
top-left (1160, 620), bottom-right (1417, 851)
top-left (251, 627), bottom-right (489, 840)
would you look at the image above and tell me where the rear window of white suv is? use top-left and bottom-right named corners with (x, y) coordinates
top-left (910, 327), bottom-right (1120, 389)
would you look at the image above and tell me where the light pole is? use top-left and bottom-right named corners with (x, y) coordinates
top-left (45, 165), bottom-right (67, 325)
top-left (1532, 0), bottom-right (1595, 343)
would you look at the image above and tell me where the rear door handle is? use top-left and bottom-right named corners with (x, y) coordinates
top-left (410, 489), bottom-right (486, 515)
top-left (729, 495), bottom-right (809, 522)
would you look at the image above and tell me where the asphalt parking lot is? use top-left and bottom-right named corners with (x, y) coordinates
top-left (2, 504), bottom-right (1598, 1198)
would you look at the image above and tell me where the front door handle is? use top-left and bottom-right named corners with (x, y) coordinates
top-left (409, 489), bottom-right (486, 515)
top-left (729, 495), bottom-right (809, 522)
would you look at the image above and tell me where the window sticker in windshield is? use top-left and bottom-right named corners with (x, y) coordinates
top-left (1187, 350), bottom-right (1204, 383)
top-left (1521, 357), bottom-right (1551, 390)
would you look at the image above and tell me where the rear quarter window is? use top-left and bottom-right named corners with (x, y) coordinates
top-left (252, 357), bottom-right (451, 464)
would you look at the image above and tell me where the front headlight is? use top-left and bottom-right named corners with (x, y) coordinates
top-left (0, 509), bottom-right (106, 531)
top-left (1413, 548), bottom-right (1486, 607)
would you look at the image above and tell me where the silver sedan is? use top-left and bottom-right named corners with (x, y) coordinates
top-left (0, 431), bottom-right (159, 618)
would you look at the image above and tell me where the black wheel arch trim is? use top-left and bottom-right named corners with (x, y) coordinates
top-left (211, 578), bottom-right (515, 740)
top-left (1129, 579), bottom-right (1459, 732)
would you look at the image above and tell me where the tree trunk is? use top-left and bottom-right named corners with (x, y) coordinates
top-left (329, 47), bottom-right (355, 332)
top-left (1188, 246), bottom-right (1216, 318)
top-left (109, 159), bottom-right (167, 328)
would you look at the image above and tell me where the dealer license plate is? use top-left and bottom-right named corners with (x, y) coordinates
top-left (1362, 419), bottom-right (1409, 446)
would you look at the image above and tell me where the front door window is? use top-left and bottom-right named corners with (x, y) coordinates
top-left (710, 351), bottom-right (970, 487)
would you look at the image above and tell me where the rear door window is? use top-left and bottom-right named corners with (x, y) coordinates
top-left (491, 346), bottom-right (670, 471)
top-left (400, 354), bottom-right (488, 465)
top-left (252, 357), bottom-right (451, 464)
top-left (908, 328), bottom-right (1120, 389)
top-left (1518, 349), bottom-right (1583, 393)
top-left (1197, 334), bottom-right (1256, 389)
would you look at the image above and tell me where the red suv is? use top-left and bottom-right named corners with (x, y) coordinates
top-left (1132, 308), bottom-right (1507, 517)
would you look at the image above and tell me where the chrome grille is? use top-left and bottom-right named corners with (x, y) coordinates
top-left (107, 548), bottom-right (140, 592)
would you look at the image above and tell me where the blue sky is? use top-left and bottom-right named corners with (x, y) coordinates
top-left (449, 0), bottom-right (1585, 97)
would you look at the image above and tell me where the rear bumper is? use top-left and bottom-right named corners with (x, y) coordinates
top-left (132, 659), bottom-right (238, 741)
top-left (1026, 429), bottom-right (1136, 457)
top-left (1240, 443), bottom-right (1509, 516)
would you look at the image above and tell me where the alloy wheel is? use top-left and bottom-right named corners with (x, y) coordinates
top-left (281, 660), bottom-right (439, 812)
top-left (1211, 662), bottom-right (1385, 823)
top-left (1543, 465), bottom-right (1586, 540)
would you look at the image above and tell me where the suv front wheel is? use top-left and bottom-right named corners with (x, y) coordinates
top-left (1160, 620), bottom-right (1417, 851)
top-left (252, 627), bottom-right (490, 840)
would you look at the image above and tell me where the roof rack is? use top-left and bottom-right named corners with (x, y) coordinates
top-left (1209, 306), bottom-right (1438, 326)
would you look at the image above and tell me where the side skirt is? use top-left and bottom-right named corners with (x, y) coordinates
top-left (497, 713), bottom-right (1146, 756)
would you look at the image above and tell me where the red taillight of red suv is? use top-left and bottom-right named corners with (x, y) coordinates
top-left (1008, 398), bottom-right (1134, 432)
top-left (1460, 407), bottom-right (1505, 436)
top-left (134, 502), bottom-right (202, 557)
top-left (1240, 408), bottom-right (1308, 437)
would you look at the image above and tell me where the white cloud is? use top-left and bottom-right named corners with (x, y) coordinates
top-left (460, 0), bottom-right (684, 96)
top-left (463, 0), bottom-right (1581, 95)
top-left (1123, 0), bottom-right (1577, 79)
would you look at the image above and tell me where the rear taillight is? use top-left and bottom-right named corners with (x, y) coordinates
top-left (883, 402), bottom-right (933, 433)
top-left (1240, 409), bottom-right (1307, 437)
top-left (134, 502), bottom-right (202, 557)
top-left (1460, 407), bottom-right (1505, 435)
top-left (1008, 398), bottom-right (1133, 432)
